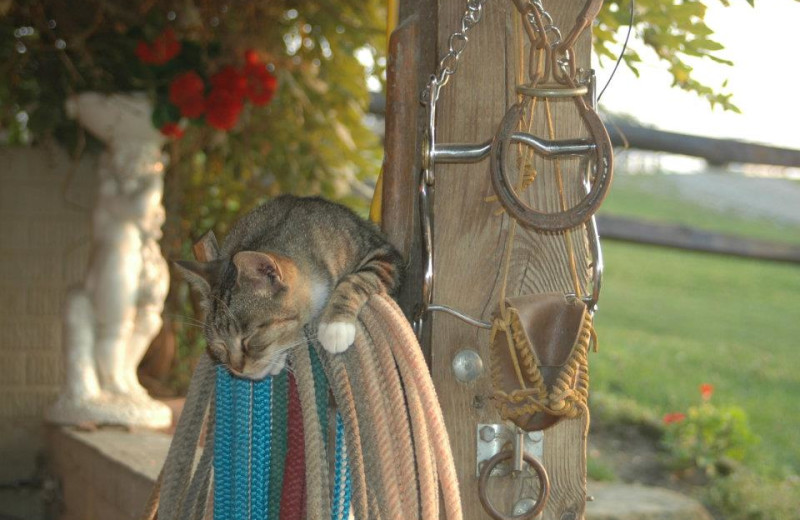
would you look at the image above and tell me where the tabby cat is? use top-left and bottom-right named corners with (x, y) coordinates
top-left (176, 195), bottom-right (403, 379)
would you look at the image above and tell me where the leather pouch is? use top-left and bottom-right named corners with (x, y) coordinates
top-left (490, 292), bottom-right (593, 431)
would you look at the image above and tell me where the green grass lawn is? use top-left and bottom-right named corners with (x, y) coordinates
top-left (593, 174), bottom-right (800, 475)
top-left (601, 174), bottom-right (800, 245)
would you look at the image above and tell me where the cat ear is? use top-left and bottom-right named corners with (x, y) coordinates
top-left (232, 251), bottom-right (285, 293)
top-left (173, 259), bottom-right (224, 298)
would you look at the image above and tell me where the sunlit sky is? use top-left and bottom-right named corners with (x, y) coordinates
top-left (596, 0), bottom-right (800, 149)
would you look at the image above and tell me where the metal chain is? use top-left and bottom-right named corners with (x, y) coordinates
top-left (422, 0), bottom-right (488, 106)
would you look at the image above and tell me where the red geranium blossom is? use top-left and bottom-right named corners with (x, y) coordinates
top-left (210, 66), bottom-right (248, 98)
top-left (700, 383), bottom-right (714, 401)
top-left (205, 88), bottom-right (244, 130)
top-left (244, 61), bottom-right (277, 106)
top-left (663, 412), bottom-right (686, 425)
top-left (160, 122), bottom-right (185, 139)
top-left (244, 49), bottom-right (261, 66)
top-left (135, 28), bottom-right (181, 65)
top-left (169, 71), bottom-right (206, 118)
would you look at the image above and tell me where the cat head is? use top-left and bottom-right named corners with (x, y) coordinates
top-left (175, 251), bottom-right (311, 379)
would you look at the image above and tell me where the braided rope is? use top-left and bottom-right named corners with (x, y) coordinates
top-left (371, 295), bottom-right (463, 520)
top-left (365, 319), bottom-right (420, 518)
top-left (320, 353), bottom-right (369, 520)
top-left (347, 328), bottom-right (405, 520)
top-left (153, 354), bottom-right (215, 520)
top-left (251, 377), bottom-right (272, 517)
top-left (268, 371), bottom-right (289, 520)
top-left (280, 373), bottom-right (306, 520)
top-left (232, 377), bottom-right (253, 520)
top-left (293, 341), bottom-right (332, 519)
top-left (360, 302), bottom-right (438, 520)
top-left (213, 366), bottom-right (234, 520)
top-left (180, 395), bottom-right (215, 520)
top-left (331, 413), bottom-right (352, 520)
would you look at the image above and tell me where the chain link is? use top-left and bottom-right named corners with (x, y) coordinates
top-left (422, 0), bottom-right (488, 105)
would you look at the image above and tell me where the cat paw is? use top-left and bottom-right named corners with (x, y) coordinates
top-left (318, 321), bottom-right (356, 354)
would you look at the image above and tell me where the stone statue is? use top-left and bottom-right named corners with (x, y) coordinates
top-left (47, 93), bottom-right (172, 428)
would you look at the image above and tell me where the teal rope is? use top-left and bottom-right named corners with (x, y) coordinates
top-left (309, 345), bottom-right (330, 435)
top-left (232, 377), bottom-right (253, 520)
top-left (267, 371), bottom-right (288, 520)
top-left (251, 377), bottom-right (272, 517)
top-left (214, 367), bottom-right (234, 520)
top-left (332, 412), bottom-right (352, 520)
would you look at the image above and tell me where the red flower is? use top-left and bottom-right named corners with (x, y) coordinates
top-left (244, 62), bottom-right (277, 106)
top-left (663, 412), bottom-right (686, 425)
top-left (700, 383), bottom-right (714, 401)
top-left (160, 122), bottom-right (185, 139)
top-left (244, 48), bottom-right (260, 66)
top-left (135, 28), bottom-right (181, 65)
top-left (210, 66), bottom-right (248, 98)
top-left (205, 88), bottom-right (244, 130)
top-left (169, 71), bottom-right (206, 118)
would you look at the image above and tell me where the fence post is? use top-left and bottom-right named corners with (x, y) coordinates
top-left (385, 1), bottom-right (595, 518)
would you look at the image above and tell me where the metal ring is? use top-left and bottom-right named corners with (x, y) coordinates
top-left (478, 450), bottom-right (550, 520)
top-left (490, 97), bottom-right (613, 232)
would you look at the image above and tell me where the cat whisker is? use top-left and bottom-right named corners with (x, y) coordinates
top-left (166, 314), bottom-right (206, 329)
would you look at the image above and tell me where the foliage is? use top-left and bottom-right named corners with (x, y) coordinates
top-left (705, 470), bottom-right (800, 520)
top-left (0, 1), bottom-right (385, 209)
top-left (594, 0), bottom-right (756, 112)
top-left (662, 384), bottom-right (759, 476)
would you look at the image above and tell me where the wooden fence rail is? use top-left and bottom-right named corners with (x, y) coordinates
top-left (597, 215), bottom-right (800, 263)
top-left (605, 119), bottom-right (800, 168)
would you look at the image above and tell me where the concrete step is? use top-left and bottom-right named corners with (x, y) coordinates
top-left (587, 482), bottom-right (713, 520)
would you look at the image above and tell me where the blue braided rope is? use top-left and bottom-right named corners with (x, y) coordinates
top-left (233, 376), bottom-right (253, 520)
top-left (214, 366), bottom-right (234, 520)
top-left (267, 371), bottom-right (288, 520)
top-left (343, 451), bottom-right (352, 520)
top-left (251, 376), bottom-right (272, 519)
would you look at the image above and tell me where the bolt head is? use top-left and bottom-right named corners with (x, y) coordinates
top-left (479, 425), bottom-right (496, 442)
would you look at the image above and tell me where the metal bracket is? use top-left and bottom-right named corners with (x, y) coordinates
top-left (476, 423), bottom-right (543, 477)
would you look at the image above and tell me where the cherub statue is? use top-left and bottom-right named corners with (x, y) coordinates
top-left (47, 93), bottom-right (172, 428)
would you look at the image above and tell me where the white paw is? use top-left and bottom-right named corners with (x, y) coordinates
top-left (264, 350), bottom-right (288, 376)
top-left (318, 321), bottom-right (356, 354)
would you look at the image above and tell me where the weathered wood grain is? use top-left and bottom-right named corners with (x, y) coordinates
top-left (429, 1), bottom-right (595, 519)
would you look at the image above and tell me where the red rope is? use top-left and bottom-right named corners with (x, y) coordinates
top-left (280, 373), bottom-right (306, 520)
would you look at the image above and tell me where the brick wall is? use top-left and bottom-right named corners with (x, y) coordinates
top-left (0, 146), bottom-right (96, 482)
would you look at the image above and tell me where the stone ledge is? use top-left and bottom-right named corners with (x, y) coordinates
top-left (587, 482), bottom-right (713, 520)
top-left (46, 425), bottom-right (713, 520)
top-left (47, 426), bottom-right (169, 520)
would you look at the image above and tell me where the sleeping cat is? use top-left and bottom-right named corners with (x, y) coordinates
top-left (175, 195), bottom-right (403, 379)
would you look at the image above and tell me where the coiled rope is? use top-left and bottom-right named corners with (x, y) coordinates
top-left (142, 293), bottom-right (461, 520)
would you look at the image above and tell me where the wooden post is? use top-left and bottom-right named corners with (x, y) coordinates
top-left (385, 1), bottom-right (595, 518)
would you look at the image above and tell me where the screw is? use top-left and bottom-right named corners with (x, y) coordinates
top-left (480, 425), bottom-right (496, 442)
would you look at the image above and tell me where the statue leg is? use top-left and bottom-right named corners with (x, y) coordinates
top-left (126, 305), bottom-right (164, 399)
top-left (90, 233), bottom-right (143, 396)
top-left (63, 288), bottom-right (101, 401)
